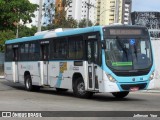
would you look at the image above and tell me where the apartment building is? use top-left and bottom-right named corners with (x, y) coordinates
top-left (98, 0), bottom-right (132, 25)
top-left (66, 0), bottom-right (97, 24)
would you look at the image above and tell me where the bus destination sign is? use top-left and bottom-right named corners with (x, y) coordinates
top-left (109, 29), bottom-right (142, 35)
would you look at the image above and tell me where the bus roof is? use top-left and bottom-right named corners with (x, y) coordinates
top-left (5, 25), bottom-right (146, 45)
top-left (5, 26), bottom-right (102, 44)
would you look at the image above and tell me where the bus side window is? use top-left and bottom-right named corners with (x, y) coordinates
top-left (68, 36), bottom-right (84, 59)
top-left (5, 45), bottom-right (13, 61)
top-left (41, 45), bottom-right (48, 61)
top-left (54, 38), bottom-right (67, 59)
top-left (13, 48), bottom-right (18, 61)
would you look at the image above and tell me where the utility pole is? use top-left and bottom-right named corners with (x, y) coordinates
top-left (16, 23), bottom-right (19, 38)
top-left (37, 0), bottom-right (43, 32)
top-left (85, 0), bottom-right (95, 27)
top-left (115, 0), bottom-right (119, 23)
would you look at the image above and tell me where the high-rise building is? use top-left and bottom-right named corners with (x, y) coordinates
top-left (66, 0), bottom-right (97, 24)
top-left (98, 0), bottom-right (132, 25)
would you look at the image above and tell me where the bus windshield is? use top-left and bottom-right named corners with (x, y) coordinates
top-left (105, 38), bottom-right (153, 71)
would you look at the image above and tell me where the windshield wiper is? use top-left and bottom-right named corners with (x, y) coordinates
top-left (134, 44), bottom-right (138, 61)
top-left (116, 36), bottom-right (129, 61)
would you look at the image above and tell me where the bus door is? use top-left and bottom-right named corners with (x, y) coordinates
top-left (13, 45), bottom-right (19, 83)
top-left (87, 40), bottom-right (99, 90)
top-left (41, 41), bottom-right (49, 85)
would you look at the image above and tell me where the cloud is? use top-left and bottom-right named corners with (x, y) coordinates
top-left (132, 0), bottom-right (160, 12)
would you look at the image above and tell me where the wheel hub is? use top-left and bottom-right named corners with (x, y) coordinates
top-left (77, 82), bottom-right (86, 95)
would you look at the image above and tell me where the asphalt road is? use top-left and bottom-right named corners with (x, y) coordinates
top-left (0, 79), bottom-right (160, 120)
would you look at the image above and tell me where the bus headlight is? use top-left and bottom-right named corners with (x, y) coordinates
top-left (106, 74), bottom-right (117, 82)
top-left (149, 71), bottom-right (154, 80)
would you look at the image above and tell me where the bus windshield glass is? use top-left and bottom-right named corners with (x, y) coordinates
top-left (105, 37), bottom-right (153, 71)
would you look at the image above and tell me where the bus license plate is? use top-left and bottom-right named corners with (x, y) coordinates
top-left (130, 87), bottom-right (139, 91)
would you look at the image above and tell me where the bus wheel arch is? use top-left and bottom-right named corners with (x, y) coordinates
top-left (72, 73), bottom-right (93, 98)
top-left (24, 71), bottom-right (40, 91)
top-left (24, 71), bottom-right (30, 82)
top-left (72, 73), bottom-right (83, 89)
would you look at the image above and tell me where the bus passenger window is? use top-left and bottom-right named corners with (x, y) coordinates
top-left (68, 36), bottom-right (83, 59)
top-left (54, 39), bottom-right (67, 59)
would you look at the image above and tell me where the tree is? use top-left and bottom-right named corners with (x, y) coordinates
top-left (0, 0), bottom-right (38, 30)
top-left (0, 30), bottom-right (15, 52)
top-left (65, 17), bottom-right (78, 28)
top-left (78, 19), bottom-right (93, 28)
top-left (54, 0), bottom-right (72, 27)
top-left (18, 25), bottom-right (37, 38)
top-left (53, 17), bottom-right (77, 28)
top-left (43, 0), bottom-right (55, 26)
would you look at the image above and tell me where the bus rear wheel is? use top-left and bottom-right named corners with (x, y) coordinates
top-left (25, 75), bottom-right (33, 91)
top-left (112, 91), bottom-right (129, 98)
top-left (25, 75), bottom-right (40, 91)
top-left (73, 78), bottom-right (93, 98)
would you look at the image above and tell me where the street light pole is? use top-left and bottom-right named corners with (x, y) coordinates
top-left (16, 23), bottom-right (19, 38)
top-left (37, 0), bottom-right (43, 32)
top-left (16, 9), bottom-right (19, 38)
top-left (86, 0), bottom-right (90, 27)
top-left (85, 0), bottom-right (95, 27)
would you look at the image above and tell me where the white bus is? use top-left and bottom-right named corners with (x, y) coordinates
top-left (5, 25), bottom-right (155, 98)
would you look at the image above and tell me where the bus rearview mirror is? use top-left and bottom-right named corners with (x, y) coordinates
top-left (101, 41), bottom-right (106, 49)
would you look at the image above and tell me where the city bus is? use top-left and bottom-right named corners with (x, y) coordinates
top-left (4, 25), bottom-right (155, 98)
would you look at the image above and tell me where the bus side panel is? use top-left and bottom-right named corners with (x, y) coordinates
top-left (48, 61), bottom-right (86, 90)
top-left (4, 62), bottom-right (13, 82)
top-left (49, 61), bottom-right (60, 88)
top-left (18, 62), bottom-right (41, 85)
top-left (49, 61), bottom-right (72, 89)
top-left (57, 62), bottom-right (73, 89)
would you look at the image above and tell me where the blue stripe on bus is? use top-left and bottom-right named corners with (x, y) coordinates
top-left (56, 26), bottom-right (102, 37)
top-left (5, 35), bottom-right (44, 44)
top-left (56, 73), bottom-right (63, 88)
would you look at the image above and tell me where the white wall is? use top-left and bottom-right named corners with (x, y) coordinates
top-left (151, 40), bottom-right (160, 89)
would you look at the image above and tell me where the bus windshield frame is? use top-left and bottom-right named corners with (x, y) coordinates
top-left (103, 26), bottom-right (153, 73)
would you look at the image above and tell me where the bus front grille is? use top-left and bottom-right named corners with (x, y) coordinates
top-left (120, 83), bottom-right (147, 91)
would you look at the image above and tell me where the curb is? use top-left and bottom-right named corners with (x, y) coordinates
top-left (140, 90), bottom-right (160, 93)
top-left (0, 76), bottom-right (4, 79)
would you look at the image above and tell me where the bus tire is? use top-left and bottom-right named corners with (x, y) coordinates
top-left (25, 75), bottom-right (33, 91)
top-left (73, 78), bottom-right (93, 98)
top-left (56, 88), bottom-right (68, 92)
top-left (112, 91), bottom-right (129, 98)
top-left (25, 75), bottom-right (40, 91)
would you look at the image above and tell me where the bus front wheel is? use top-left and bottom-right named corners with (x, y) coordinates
top-left (73, 78), bottom-right (93, 98)
top-left (112, 91), bottom-right (129, 98)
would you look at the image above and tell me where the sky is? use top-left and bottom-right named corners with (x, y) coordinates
top-left (132, 0), bottom-right (160, 12)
